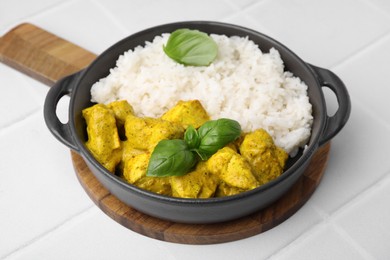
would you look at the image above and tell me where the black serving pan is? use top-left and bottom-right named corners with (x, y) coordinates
top-left (44, 21), bottom-right (350, 223)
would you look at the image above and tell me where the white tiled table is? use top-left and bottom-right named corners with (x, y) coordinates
top-left (1, 0), bottom-right (390, 259)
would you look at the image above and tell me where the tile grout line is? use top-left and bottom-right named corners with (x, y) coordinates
top-left (268, 202), bottom-right (376, 259)
top-left (238, 0), bottom-right (273, 12)
top-left (311, 169), bottom-right (390, 260)
top-left (348, 90), bottom-right (390, 132)
top-left (269, 169), bottom-right (390, 259)
top-left (266, 203), bottom-right (328, 259)
top-left (221, 0), bottom-right (241, 12)
top-left (0, 108), bottom-right (42, 136)
top-left (331, 224), bottom-right (377, 260)
top-left (2, 205), bottom-right (95, 260)
top-left (0, 0), bottom-right (76, 34)
top-left (267, 217), bottom-right (329, 259)
top-left (239, 4), bottom-right (277, 36)
top-left (222, 0), bottom-right (270, 23)
top-left (359, 0), bottom-right (390, 20)
top-left (328, 0), bottom-right (390, 70)
top-left (327, 29), bottom-right (390, 131)
top-left (90, 0), bottom-right (131, 35)
top-left (329, 29), bottom-right (390, 71)
top-left (311, 205), bottom-right (377, 260)
top-left (363, 98), bottom-right (390, 131)
top-left (329, 168), bottom-right (390, 220)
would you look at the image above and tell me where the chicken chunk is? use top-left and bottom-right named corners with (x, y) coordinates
top-left (115, 141), bottom-right (144, 175)
top-left (161, 100), bottom-right (210, 128)
top-left (215, 182), bottom-right (243, 197)
top-left (124, 115), bottom-right (184, 151)
top-left (106, 100), bottom-right (134, 127)
top-left (239, 129), bottom-right (288, 185)
top-left (123, 153), bottom-right (171, 196)
top-left (106, 100), bottom-right (134, 140)
top-left (82, 104), bottom-right (122, 172)
top-left (123, 153), bottom-right (149, 184)
top-left (206, 147), bottom-right (258, 190)
top-left (170, 162), bottom-right (219, 198)
top-left (121, 141), bottom-right (145, 163)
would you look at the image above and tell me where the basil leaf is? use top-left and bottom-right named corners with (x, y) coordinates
top-left (197, 118), bottom-right (241, 159)
top-left (193, 149), bottom-right (209, 161)
top-left (184, 125), bottom-right (200, 149)
top-left (163, 28), bottom-right (218, 66)
top-left (146, 139), bottom-right (197, 177)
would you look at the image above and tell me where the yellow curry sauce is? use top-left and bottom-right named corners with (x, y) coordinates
top-left (82, 100), bottom-right (288, 198)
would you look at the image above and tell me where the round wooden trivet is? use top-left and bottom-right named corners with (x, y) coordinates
top-left (70, 142), bottom-right (330, 244)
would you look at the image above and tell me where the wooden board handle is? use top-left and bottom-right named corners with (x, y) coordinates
top-left (0, 23), bottom-right (96, 86)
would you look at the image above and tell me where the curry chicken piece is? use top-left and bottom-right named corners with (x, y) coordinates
top-left (123, 153), bottom-right (171, 195)
top-left (206, 147), bottom-right (259, 193)
top-left (124, 115), bottom-right (184, 151)
top-left (170, 162), bottom-right (219, 198)
top-left (106, 100), bottom-right (134, 128)
top-left (161, 100), bottom-right (210, 128)
top-left (215, 182), bottom-right (243, 197)
top-left (239, 129), bottom-right (288, 185)
top-left (121, 141), bottom-right (145, 165)
top-left (122, 153), bottom-right (149, 184)
top-left (82, 104), bottom-right (122, 172)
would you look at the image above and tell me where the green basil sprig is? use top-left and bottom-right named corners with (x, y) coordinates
top-left (197, 119), bottom-right (242, 160)
top-left (146, 139), bottom-right (197, 177)
top-left (184, 125), bottom-right (200, 149)
top-left (146, 119), bottom-right (241, 177)
top-left (163, 28), bottom-right (218, 66)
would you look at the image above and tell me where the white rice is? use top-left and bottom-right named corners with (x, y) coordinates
top-left (90, 33), bottom-right (313, 156)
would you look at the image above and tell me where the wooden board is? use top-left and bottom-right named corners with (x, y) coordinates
top-left (0, 23), bottom-right (96, 85)
top-left (0, 23), bottom-right (331, 244)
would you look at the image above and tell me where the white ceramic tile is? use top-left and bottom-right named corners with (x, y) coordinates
top-left (165, 203), bottom-right (322, 260)
top-left (0, 112), bottom-right (92, 258)
top-left (7, 202), bottom-right (322, 260)
top-left (246, 0), bottom-right (390, 68)
top-left (222, 11), bottom-right (273, 37)
top-left (8, 207), bottom-right (176, 260)
top-left (226, 0), bottom-right (261, 9)
top-left (96, 0), bottom-right (237, 33)
top-left (270, 223), bottom-right (369, 260)
top-left (28, 0), bottom-right (128, 54)
top-left (365, 0), bottom-right (390, 14)
top-left (0, 0), bottom-right (67, 31)
top-left (333, 174), bottom-right (390, 259)
top-left (0, 64), bottom-right (41, 129)
top-left (309, 100), bottom-right (390, 214)
top-left (332, 34), bottom-right (390, 125)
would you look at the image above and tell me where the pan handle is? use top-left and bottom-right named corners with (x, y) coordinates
top-left (309, 65), bottom-right (351, 146)
top-left (44, 71), bottom-right (83, 152)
